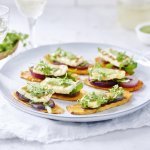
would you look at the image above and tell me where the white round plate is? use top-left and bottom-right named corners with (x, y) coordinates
top-left (0, 43), bottom-right (150, 122)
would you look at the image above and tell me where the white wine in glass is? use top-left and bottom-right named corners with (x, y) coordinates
top-left (15, 0), bottom-right (47, 47)
top-left (0, 5), bottom-right (9, 43)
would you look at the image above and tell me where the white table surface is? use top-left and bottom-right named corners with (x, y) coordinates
top-left (0, 2), bottom-right (150, 149)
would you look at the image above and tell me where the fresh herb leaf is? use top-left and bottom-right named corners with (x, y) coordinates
top-left (108, 85), bottom-right (124, 100)
top-left (88, 64), bottom-right (111, 81)
top-left (109, 49), bottom-right (137, 74)
top-left (98, 48), bottom-right (102, 52)
top-left (43, 78), bottom-right (74, 87)
top-left (79, 91), bottom-right (107, 108)
top-left (0, 32), bottom-right (28, 53)
top-left (42, 77), bottom-right (83, 94)
top-left (109, 49), bottom-right (127, 62)
top-left (61, 72), bottom-right (77, 81)
top-left (105, 63), bottom-right (113, 69)
top-left (70, 81), bottom-right (83, 95)
top-left (79, 85), bottom-right (124, 109)
top-left (124, 61), bottom-right (137, 75)
top-left (34, 61), bottom-right (55, 75)
top-left (79, 60), bottom-right (88, 67)
top-left (26, 82), bottom-right (53, 97)
top-left (94, 62), bottom-right (102, 68)
top-left (52, 48), bottom-right (77, 60)
top-left (117, 52), bottom-right (126, 62)
top-left (60, 78), bottom-right (74, 87)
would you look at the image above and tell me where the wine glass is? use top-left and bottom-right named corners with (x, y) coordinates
top-left (15, 0), bottom-right (47, 47)
top-left (0, 5), bottom-right (9, 43)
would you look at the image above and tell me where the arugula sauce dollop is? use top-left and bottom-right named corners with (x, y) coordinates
top-left (79, 85), bottom-right (124, 109)
top-left (140, 25), bottom-right (150, 34)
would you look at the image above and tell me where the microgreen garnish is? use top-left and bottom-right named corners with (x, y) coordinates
top-left (0, 32), bottom-right (28, 53)
top-left (34, 61), bottom-right (58, 75)
top-left (79, 85), bottom-right (124, 109)
top-left (26, 82), bottom-right (53, 97)
top-left (52, 48), bottom-right (77, 60)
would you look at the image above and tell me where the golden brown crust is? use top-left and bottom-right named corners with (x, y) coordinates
top-left (20, 70), bottom-right (80, 82)
top-left (12, 92), bottom-right (64, 114)
top-left (68, 68), bottom-right (88, 75)
top-left (20, 71), bottom-right (42, 82)
top-left (95, 57), bottom-right (123, 70)
top-left (52, 90), bottom-right (85, 101)
top-left (84, 78), bottom-right (143, 92)
top-left (95, 57), bottom-right (107, 67)
top-left (123, 80), bottom-right (143, 92)
top-left (0, 41), bottom-right (19, 60)
top-left (44, 54), bottom-right (89, 75)
top-left (67, 91), bottom-right (132, 115)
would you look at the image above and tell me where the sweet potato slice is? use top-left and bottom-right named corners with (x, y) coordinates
top-left (67, 91), bottom-right (132, 115)
top-left (68, 68), bottom-right (88, 75)
top-left (44, 54), bottom-right (89, 75)
top-left (84, 78), bottom-right (143, 92)
top-left (20, 71), bottom-right (42, 82)
top-left (52, 90), bottom-right (85, 101)
top-left (12, 92), bottom-right (64, 114)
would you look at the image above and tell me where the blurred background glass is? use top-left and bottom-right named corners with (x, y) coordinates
top-left (118, 0), bottom-right (150, 29)
top-left (0, 5), bottom-right (9, 43)
top-left (0, 0), bottom-right (150, 47)
top-left (15, 0), bottom-right (47, 47)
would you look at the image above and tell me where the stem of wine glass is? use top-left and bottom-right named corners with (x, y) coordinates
top-left (28, 17), bottom-right (37, 48)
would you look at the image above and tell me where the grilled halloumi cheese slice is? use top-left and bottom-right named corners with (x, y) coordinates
top-left (67, 91), bottom-right (132, 115)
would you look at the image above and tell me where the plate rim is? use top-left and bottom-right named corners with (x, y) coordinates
top-left (0, 42), bottom-right (149, 122)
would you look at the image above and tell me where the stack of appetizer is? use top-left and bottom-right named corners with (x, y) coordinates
top-left (44, 48), bottom-right (90, 75)
top-left (13, 48), bottom-right (143, 115)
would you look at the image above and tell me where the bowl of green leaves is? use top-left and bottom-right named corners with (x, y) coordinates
top-left (0, 32), bottom-right (28, 60)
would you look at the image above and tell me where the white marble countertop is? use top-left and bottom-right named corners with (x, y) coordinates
top-left (1, 1), bottom-right (150, 149)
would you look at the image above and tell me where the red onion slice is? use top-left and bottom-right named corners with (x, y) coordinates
top-left (119, 76), bottom-right (139, 88)
top-left (30, 67), bottom-right (46, 80)
top-left (48, 99), bottom-right (55, 108)
top-left (70, 64), bottom-right (89, 70)
top-left (52, 61), bottom-right (65, 65)
top-left (31, 103), bottom-right (45, 110)
top-left (89, 78), bottom-right (117, 88)
top-left (16, 91), bottom-right (55, 110)
top-left (31, 99), bottom-right (55, 110)
top-left (16, 91), bottom-right (30, 102)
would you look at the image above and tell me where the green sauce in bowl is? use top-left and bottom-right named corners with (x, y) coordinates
top-left (140, 25), bottom-right (150, 34)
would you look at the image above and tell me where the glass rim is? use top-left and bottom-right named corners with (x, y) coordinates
top-left (0, 5), bottom-right (9, 16)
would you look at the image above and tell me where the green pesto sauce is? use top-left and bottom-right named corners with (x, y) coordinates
top-left (140, 25), bottom-right (150, 34)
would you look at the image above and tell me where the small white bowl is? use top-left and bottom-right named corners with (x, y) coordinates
top-left (135, 22), bottom-right (150, 45)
